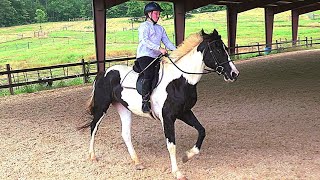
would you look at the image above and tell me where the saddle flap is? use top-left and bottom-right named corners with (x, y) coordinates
top-left (136, 75), bottom-right (144, 95)
top-left (135, 62), bottom-right (161, 95)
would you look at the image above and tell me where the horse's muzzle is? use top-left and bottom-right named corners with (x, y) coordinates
top-left (232, 72), bottom-right (239, 81)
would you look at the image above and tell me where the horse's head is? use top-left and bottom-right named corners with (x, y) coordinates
top-left (198, 29), bottom-right (239, 82)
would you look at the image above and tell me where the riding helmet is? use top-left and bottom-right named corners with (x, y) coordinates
top-left (144, 2), bottom-right (163, 15)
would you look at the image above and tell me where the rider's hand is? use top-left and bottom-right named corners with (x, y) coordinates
top-left (159, 47), bottom-right (167, 55)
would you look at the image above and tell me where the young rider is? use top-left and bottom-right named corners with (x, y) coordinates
top-left (136, 2), bottom-right (176, 113)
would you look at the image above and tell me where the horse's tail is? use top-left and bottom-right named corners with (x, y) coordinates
top-left (78, 72), bottom-right (106, 130)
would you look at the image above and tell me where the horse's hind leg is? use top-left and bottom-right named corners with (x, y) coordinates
top-left (113, 102), bottom-right (145, 170)
top-left (89, 111), bottom-right (106, 161)
top-left (178, 110), bottom-right (206, 163)
top-left (88, 74), bottom-right (112, 161)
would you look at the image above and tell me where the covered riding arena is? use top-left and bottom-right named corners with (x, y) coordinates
top-left (1, 49), bottom-right (320, 179)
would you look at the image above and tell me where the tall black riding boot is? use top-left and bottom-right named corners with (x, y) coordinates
top-left (141, 79), bottom-right (152, 113)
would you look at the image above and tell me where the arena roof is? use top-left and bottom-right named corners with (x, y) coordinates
top-left (94, 0), bottom-right (320, 71)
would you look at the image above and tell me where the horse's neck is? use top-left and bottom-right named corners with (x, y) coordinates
top-left (169, 48), bottom-right (205, 85)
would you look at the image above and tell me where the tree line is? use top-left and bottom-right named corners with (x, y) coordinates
top-left (0, 0), bottom-right (225, 27)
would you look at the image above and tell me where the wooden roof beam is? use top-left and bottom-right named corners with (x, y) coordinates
top-left (105, 0), bottom-right (127, 9)
top-left (185, 0), bottom-right (220, 12)
top-left (293, 3), bottom-right (320, 15)
top-left (273, 0), bottom-right (320, 14)
top-left (236, 0), bottom-right (281, 13)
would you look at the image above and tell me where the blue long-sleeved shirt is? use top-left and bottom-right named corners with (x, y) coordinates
top-left (137, 21), bottom-right (176, 58)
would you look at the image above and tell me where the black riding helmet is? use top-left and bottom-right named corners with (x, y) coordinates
top-left (144, 2), bottom-right (163, 15)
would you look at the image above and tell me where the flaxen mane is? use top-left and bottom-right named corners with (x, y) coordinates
top-left (162, 31), bottom-right (203, 63)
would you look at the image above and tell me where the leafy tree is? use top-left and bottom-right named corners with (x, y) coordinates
top-left (35, 9), bottom-right (46, 29)
top-left (0, 0), bottom-right (16, 27)
top-left (159, 2), bottom-right (173, 19)
top-left (47, 0), bottom-right (85, 21)
top-left (126, 1), bottom-right (144, 17)
top-left (1, 0), bottom-right (93, 27)
top-left (10, 0), bottom-right (29, 25)
top-left (107, 3), bottom-right (128, 18)
top-left (80, 0), bottom-right (92, 18)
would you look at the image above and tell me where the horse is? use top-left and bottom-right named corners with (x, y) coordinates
top-left (79, 29), bottom-right (239, 180)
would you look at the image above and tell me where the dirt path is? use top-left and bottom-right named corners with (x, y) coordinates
top-left (1, 49), bottom-right (320, 179)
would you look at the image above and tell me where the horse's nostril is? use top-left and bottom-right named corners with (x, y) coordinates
top-left (232, 72), bottom-right (238, 79)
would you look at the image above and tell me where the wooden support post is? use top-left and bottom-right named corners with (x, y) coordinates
top-left (291, 10), bottom-right (299, 45)
top-left (265, 7), bottom-right (274, 49)
top-left (227, 5), bottom-right (238, 55)
top-left (173, 1), bottom-right (185, 46)
top-left (93, 0), bottom-right (106, 72)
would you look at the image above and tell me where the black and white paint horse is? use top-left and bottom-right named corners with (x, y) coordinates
top-left (80, 29), bottom-right (239, 180)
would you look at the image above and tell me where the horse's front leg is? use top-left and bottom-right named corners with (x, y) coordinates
top-left (178, 110), bottom-right (206, 163)
top-left (162, 115), bottom-right (187, 180)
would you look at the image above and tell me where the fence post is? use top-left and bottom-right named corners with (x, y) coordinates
top-left (6, 64), bottom-right (14, 95)
top-left (236, 44), bottom-right (239, 59)
top-left (257, 42), bottom-right (261, 56)
top-left (305, 37), bottom-right (308, 47)
top-left (310, 37), bottom-right (312, 47)
top-left (276, 40), bottom-right (279, 52)
top-left (81, 59), bottom-right (89, 83)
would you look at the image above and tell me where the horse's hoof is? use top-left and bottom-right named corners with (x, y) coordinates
top-left (135, 164), bottom-right (145, 170)
top-left (175, 171), bottom-right (187, 180)
top-left (182, 155), bottom-right (189, 163)
top-left (177, 176), bottom-right (188, 180)
top-left (89, 154), bottom-right (98, 162)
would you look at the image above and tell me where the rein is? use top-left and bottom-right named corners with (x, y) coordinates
top-left (165, 54), bottom-right (215, 75)
top-left (165, 39), bottom-right (231, 75)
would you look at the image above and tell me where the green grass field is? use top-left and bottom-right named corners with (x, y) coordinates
top-left (0, 8), bottom-right (319, 70)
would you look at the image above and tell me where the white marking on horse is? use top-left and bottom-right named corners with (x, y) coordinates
top-left (89, 113), bottom-right (105, 161)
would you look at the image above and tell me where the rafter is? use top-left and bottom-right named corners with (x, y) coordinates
top-left (237, 0), bottom-right (280, 13)
top-left (293, 3), bottom-right (320, 15)
top-left (272, 0), bottom-right (320, 14)
top-left (185, 0), bottom-right (220, 12)
top-left (105, 0), bottom-right (127, 9)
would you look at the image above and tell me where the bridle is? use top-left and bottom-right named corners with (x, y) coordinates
top-left (204, 39), bottom-right (232, 75)
top-left (166, 39), bottom-right (232, 75)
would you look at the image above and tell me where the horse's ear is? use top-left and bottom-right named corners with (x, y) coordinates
top-left (201, 29), bottom-right (207, 36)
top-left (213, 29), bottom-right (218, 36)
